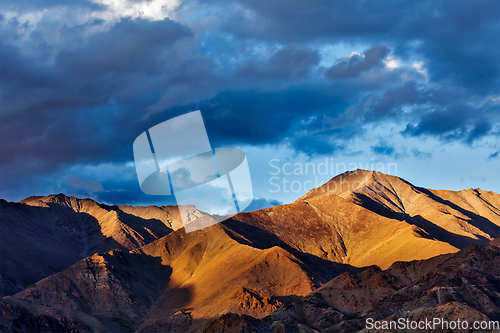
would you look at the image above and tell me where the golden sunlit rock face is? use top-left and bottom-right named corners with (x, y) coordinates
top-left (1, 170), bottom-right (500, 332)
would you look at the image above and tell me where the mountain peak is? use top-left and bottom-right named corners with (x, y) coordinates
top-left (1, 171), bottom-right (500, 332)
top-left (20, 193), bottom-right (82, 207)
top-left (299, 169), bottom-right (407, 202)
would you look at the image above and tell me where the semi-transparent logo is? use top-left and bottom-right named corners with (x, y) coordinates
top-left (133, 111), bottom-right (253, 232)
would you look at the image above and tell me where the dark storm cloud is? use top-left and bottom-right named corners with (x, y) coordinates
top-left (354, 82), bottom-right (430, 121)
top-left (291, 135), bottom-right (343, 156)
top-left (65, 174), bottom-right (104, 193)
top-left (325, 46), bottom-right (390, 79)
top-left (199, 86), bottom-right (348, 149)
top-left (235, 46), bottom-right (319, 81)
top-left (202, 0), bottom-right (411, 43)
top-left (1, 0), bottom-right (500, 203)
top-left (0, 17), bottom-right (204, 203)
top-left (342, 81), bottom-right (498, 144)
top-left (223, 0), bottom-right (500, 90)
top-left (0, 18), bottom-right (193, 168)
top-left (57, 18), bottom-right (193, 77)
top-left (371, 144), bottom-right (395, 156)
top-left (190, 0), bottom-right (500, 147)
top-left (196, 0), bottom-right (500, 96)
top-left (402, 104), bottom-right (493, 143)
top-left (403, 0), bottom-right (500, 91)
top-left (71, 173), bottom-right (178, 207)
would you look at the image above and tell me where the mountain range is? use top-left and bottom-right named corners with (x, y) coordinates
top-left (1, 169), bottom-right (499, 332)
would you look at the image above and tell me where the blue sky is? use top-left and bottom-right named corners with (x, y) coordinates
top-left (1, 0), bottom-right (499, 209)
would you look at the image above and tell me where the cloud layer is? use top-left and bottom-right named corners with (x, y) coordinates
top-left (1, 0), bottom-right (499, 204)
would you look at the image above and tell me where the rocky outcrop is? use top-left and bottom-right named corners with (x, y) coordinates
top-left (0, 194), bottom-right (188, 296)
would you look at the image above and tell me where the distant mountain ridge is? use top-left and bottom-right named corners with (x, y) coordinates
top-left (302, 170), bottom-right (500, 248)
top-left (0, 194), bottom-right (199, 296)
top-left (232, 170), bottom-right (500, 270)
top-left (1, 169), bottom-right (500, 332)
top-left (203, 237), bottom-right (500, 332)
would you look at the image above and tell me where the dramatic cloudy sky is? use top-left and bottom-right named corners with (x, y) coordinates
top-left (1, 0), bottom-right (499, 208)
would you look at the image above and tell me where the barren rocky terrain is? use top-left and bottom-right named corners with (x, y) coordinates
top-left (1, 169), bottom-right (500, 332)
top-left (0, 194), bottom-right (196, 296)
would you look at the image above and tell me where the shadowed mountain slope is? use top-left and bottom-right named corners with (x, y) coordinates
top-left (203, 238), bottom-right (500, 333)
top-left (300, 170), bottom-right (500, 249)
top-left (1, 170), bottom-right (500, 332)
top-left (2, 226), bottom-right (499, 332)
top-left (0, 194), bottom-right (193, 296)
top-left (1, 223), bottom-right (347, 333)
top-left (232, 171), bottom-right (464, 269)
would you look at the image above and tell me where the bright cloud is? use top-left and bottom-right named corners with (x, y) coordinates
top-left (384, 56), bottom-right (399, 69)
top-left (92, 0), bottom-right (180, 22)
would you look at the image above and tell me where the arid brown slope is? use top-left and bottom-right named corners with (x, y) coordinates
top-left (360, 240), bottom-right (500, 331)
top-left (1, 223), bottom-right (339, 333)
top-left (3, 218), bottom-right (494, 332)
top-left (3, 170), bottom-right (497, 297)
top-left (232, 175), bottom-right (458, 269)
top-left (204, 238), bottom-right (500, 333)
top-left (301, 170), bottom-right (500, 248)
top-left (136, 223), bottom-right (327, 332)
top-left (2, 171), bottom-right (500, 332)
top-left (0, 194), bottom-right (191, 296)
top-left (0, 238), bottom-right (164, 332)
